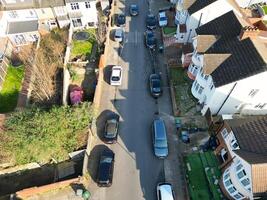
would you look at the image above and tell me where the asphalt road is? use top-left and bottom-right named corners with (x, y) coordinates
top-left (95, 0), bottom-right (167, 199)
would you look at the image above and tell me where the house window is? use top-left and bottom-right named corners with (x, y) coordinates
top-left (228, 186), bottom-right (236, 194)
top-left (195, 83), bottom-right (200, 91)
top-left (41, 9), bottom-right (45, 14)
top-left (241, 178), bottom-right (250, 186)
top-left (255, 103), bottom-right (267, 109)
top-left (248, 89), bottom-right (259, 97)
top-left (204, 75), bottom-right (208, 80)
top-left (225, 179), bottom-right (232, 187)
top-left (72, 18), bottom-right (82, 27)
top-left (85, 2), bottom-right (90, 8)
top-left (221, 128), bottom-right (228, 139)
top-left (71, 3), bottom-right (79, 10)
top-left (236, 163), bottom-right (243, 171)
top-left (231, 139), bottom-right (239, 150)
top-left (88, 22), bottom-right (95, 27)
top-left (198, 86), bottom-right (204, 94)
top-left (224, 172), bottom-right (230, 180)
top-left (237, 170), bottom-right (246, 179)
top-left (233, 193), bottom-right (243, 199)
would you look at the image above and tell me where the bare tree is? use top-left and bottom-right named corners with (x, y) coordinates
top-left (18, 30), bottom-right (67, 104)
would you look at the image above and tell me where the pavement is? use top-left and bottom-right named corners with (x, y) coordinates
top-left (85, 0), bottom-right (188, 200)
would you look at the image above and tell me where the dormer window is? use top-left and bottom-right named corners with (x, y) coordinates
top-left (231, 139), bottom-right (239, 149)
top-left (221, 128), bottom-right (228, 139)
top-left (71, 3), bottom-right (79, 10)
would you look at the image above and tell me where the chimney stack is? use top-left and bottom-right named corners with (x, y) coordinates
top-left (239, 26), bottom-right (260, 40)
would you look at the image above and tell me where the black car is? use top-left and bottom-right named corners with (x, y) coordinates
top-left (144, 30), bottom-right (156, 49)
top-left (104, 118), bottom-right (119, 144)
top-left (97, 150), bottom-right (115, 187)
top-left (117, 13), bottom-right (126, 27)
top-left (129, 4), bottom-right (139, 16)
top-left (149, 74), bottom-right (162, 97)
top-left (146, 14), bottom-right (157, 29)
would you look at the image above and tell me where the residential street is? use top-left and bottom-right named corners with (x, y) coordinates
top-left (87, 0), bottom-right (185, 199)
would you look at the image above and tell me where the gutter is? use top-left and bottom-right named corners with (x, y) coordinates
top-left (215, 82), bottom-right (237, 115)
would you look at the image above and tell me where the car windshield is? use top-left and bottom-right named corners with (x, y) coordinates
top-left (101, 157), bottom-right (113, 163)
top-left (112, 76), bottom-right (120, 81)
top-left (118, 15), bottom-right (125, 23)
top-left (131, 5), bottom-right (138, 11)
top-left (160, 16), bottom-right (167, 21)
top-left (155, 139), bottom-right (167, 148)
top-left (106, 122), bottom-right (117, 135)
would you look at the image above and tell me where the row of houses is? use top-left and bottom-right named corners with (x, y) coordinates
top-left (0, 0), bottom-right (100, 48)
top-left (172, 0), bottom-right (267, 199)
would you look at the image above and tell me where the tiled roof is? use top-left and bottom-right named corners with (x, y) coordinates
top-left (195, 11), bottom-right (267, 87)
top-left (195, 35), bottom-right (219, 53)
top-left (7, 20), bottom-right (38, 34)
top-left (226, 116), bottom-right (267, 164)
top-left (224, 116), bottom-right (267, 194)
top-left (187, 0), bottom-right (217, 15)
top-left (0, 0), bottom-right (65, 10)
top-left (202, 54), bottom-right (231, 75)
top-left (196, 11), bottom-right (247, 39)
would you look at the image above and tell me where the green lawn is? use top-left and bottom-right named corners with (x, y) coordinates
top-left (185, 152), bottom-right (222, 200)
top-left (0, 65), bottom-right (24, 113)
top-left (71, 29), bottom-right (96, 60)
top-left (163, 27), bottom-right (176, 35)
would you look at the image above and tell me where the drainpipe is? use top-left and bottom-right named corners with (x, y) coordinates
top-left (215, 82), bottom-right (237, 115)
top-left (197, 13), bottom-right (203, 28)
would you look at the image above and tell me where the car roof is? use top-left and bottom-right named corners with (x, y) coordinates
top-left (158, 183), bottom-right (174, 200)
top-left (115, 29), bottom-right (123, 35)
top-left (112, 66), bottom-right (122, 76)
top-left (154, 119), bottom-right (166, 139)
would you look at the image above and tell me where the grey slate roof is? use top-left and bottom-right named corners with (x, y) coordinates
top-left (7, 20), bottom-right (38, 34)
top-left (226, 116), bottom-right (267, 164)
top-left (195, 11), bottom-right (267, 87)
top-left (187, 0), bottom-right (217, 15)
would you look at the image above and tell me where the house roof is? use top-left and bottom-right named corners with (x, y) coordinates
top-left (187, 0), bottom-right (217, 15)
top-left (226, 116), bottom-right (267, 164)
top-left (251, 163), bottom-right (267, 194)
top-left (195, 11), bottom-right (267, 87)
top-left (7, 20), bottom-right (38, 34)
top-left (196, 11), bottom-right (247, 39)
top-left (65, 0), bottom-right (94, 3)
top-left (195, 35), bottom-right (219, 53)
top-left (202, 54), bottom-right (231, 75)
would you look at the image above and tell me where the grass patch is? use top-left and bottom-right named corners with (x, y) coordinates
top-left (71, 29), bottom-right (96, 60)
top-left (185, 152), bottom-right (222, 200)
top-left (262, 5), bottom-right (267, 14)
top-left (163, 27), bottom-right (176, 35)
top-left (0, 65), bottom-right (24, 113)
top-left (2, 102), bottom-right (94, 165)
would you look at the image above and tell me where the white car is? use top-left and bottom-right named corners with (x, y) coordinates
top-left (157, 183), bottom-right (175, 200)
top-left (110, 65), bottom-right (122, 86)
top-left (158, 11), bottom-right (168, 27)
top-left (114, 28), bottom-right (123, 43)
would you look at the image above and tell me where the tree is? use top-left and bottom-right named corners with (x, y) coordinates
top-left (18, 29), bottom-right (68, 105)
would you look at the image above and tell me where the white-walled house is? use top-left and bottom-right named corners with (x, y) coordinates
top-left (0, 9), bottom-right (39, 46)
top-left (213, 115), bottom-right (267, 199)
top-left (175, 0), bottom-right (242, 43)
top-left (184, 10), bottom-right (267, 116)
top-left (65, 0), bottom-right (98, 29)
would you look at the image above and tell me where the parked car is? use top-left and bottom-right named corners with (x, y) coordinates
top-left (146, 14), bottom-right (157, 29)
top-left (157, 183), bottom-right (175, 200)
top-left (144, 30), bottom-right (156, 49)
top-left (158, 11), bottom-right (167, 27)
top-left (110, 65), bottom-right (122, 86)
top-left (181, 130), bottom-right (190, 143)
top-left (152, 118), bottom-right (168, 158)
top-left (149, 73), bottom-right (162, 97)
top-left (114, 28), bottom-right (123, 43)
top-left (129, 4), bottom-right (139, 16)
top-left (97, 150), bottom-right (115, 187)
top-left (104, 118), bottom-right (119, 144)
top-left (117, 13), bottom-right (126, 26)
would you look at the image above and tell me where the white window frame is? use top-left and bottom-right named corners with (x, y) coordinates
top-left (221, 128), bottom-right (228, 139)
top-left (85, 2), bottom-right (90, 8)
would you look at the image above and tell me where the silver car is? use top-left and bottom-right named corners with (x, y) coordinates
top-left (157, 183), bottom-right (175, 200)
top-left (114, 28), bottom-right (123, 43)
top-left (152, 118), bottom-right (168, 158)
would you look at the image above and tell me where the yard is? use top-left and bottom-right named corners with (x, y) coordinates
top-left (71, 29), bottom-right (96, 61)
top-left (169, 67), bottom-right (197, 116)
top-left (262, 5), bottom-right (267, 14)
top-left (163, 27), bottom-right (176, 35)
top-left (0, 65), bottom-right (24, 113)
top-left (184, 151), bottom-right (223, 200)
